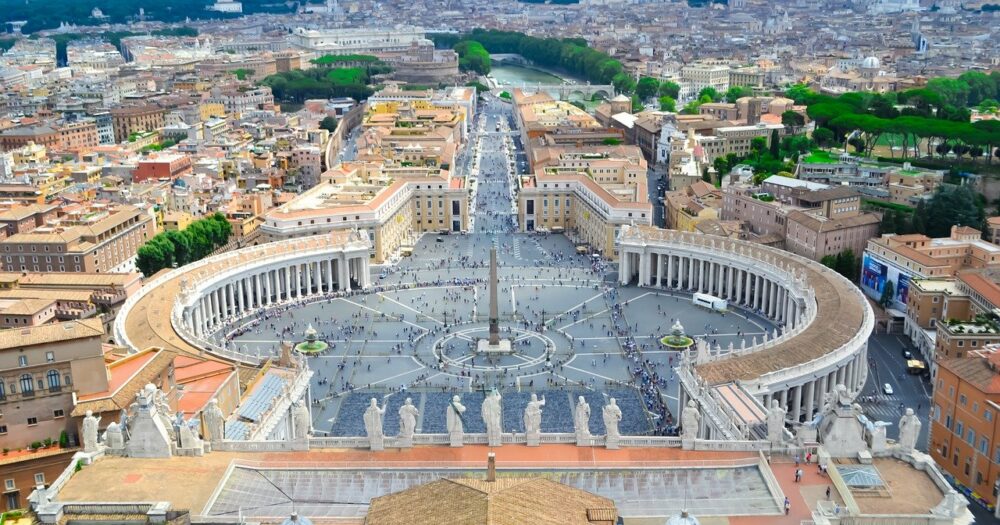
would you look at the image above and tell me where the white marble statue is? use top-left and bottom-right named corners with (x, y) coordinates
top-left (681, 400), bottom-right (701, 441)
top-left (363, 398), bottom-right (386, 439)
top-left (766, 399), bottom-right (787, 443)
top-left (103, 421), bottom-right (124, 452)
top-left (447, 395), bottom-right (466, 433)
top-left (574, 396), bottom-right (591, 439)
top-left (898, 408), bottom-right (921, 453)
top-left (524, 393), bottom-right (545, 435)
top-left (202, 399), bottom-right (225, 442)
top-left (602, 398), bottom-right (622, 439)
top-left (154, 389), bottom-right (176, 441)
top-left (398, 397), bottom-right (419, 439)
top-left (82, 410), bottom-right (101, 453)
top-left (292, 400), bottom-right (311, 439)
top-left (482, 389), bottom-right (503, 445)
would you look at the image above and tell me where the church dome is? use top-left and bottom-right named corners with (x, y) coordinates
top-left (611, 94), bottom-right (631, 103)
top-left (861, 56), bottom-right (881, 69)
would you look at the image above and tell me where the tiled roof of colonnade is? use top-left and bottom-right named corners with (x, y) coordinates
top-left (620, 225), bottom-right (872, 386)
top-left (114, 231), bottom-right (371, 363)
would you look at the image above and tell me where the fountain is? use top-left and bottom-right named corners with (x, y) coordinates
top-left (294, 324), bottom-right (328, 354)
top-left (660, 320), bottom-right (694, 350)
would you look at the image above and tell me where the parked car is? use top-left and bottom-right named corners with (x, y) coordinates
top-left (882, 383), bottom-right (894, 395)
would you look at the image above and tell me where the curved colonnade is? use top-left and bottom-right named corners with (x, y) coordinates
top-left (114, 231), bottom-right (373, 364)
top-left (618, 225), bottom-right (874, 425)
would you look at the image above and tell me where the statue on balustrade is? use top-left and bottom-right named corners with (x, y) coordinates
top-left (524, 393), bottom-right (545, 436)
top-left (681, 400), bottom-right (701, 441)
top-left (292, 400), bottom-right (311, 439)
top-left (363, 398), bottom-right (386, 439)
top-left (766, 399), bottom-right (787, 444)
top-left (482, 389), bottom-right (503, 446)
top-left (398, 397), bottom-right (419, 439)
top-left (82, 410), bottom-right (101, 453)
top-left (574, 396), bottom-right (591, 440)
top-left (202, 399), bottom-right (226, 442)
top-left (447, 395), bottom-right (466, 447)
top-left (603, 398), bottom-right (622, 439)
top-left (898, 408), bottom-right (921, 454)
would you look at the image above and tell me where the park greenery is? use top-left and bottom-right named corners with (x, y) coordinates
top-left (260, 60), bottom-right (391, 103)
top-left (465, 81), bottom-right (489, 93)
top-left (820, 250), bottom-right (860, 281)
top-left (454, 40), bottom-right (491, 75)
top-left (791, 72), bottom-right (1000, 163)
top-left (310, 54), bottom-right (378, 65)
top-left (708, 132), bottom-right (817, 184)
top-left (319, 116), bottom-right (338, 133)
top-left (876, 184), bottom-right (985, 238)
top-left (432, 29), bottom-right (628, 91)
top-left (230, 68), bottom-right (254, 81)
top-left (135, 213), bottom-right (232, 277)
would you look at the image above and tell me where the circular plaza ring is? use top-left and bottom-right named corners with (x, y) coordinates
top-left (432, 324), bottom-right (557, 372)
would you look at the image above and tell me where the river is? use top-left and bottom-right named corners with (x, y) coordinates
top-left (489, 63), bottom-right (565, 87)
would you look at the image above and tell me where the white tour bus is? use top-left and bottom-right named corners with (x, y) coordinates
top-left (692, 293), bottom-right (728, 312)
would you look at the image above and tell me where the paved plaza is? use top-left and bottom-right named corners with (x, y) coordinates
top-left (215, 97), bottom-right (776, 438)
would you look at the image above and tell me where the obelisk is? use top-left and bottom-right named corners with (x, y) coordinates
top-left (488, 246), bottom-right (500, 345)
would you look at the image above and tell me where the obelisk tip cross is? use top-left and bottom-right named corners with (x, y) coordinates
top-left (488, 246), bottom-right (500, 345)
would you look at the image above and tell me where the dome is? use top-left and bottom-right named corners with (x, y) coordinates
top-left (861, 56), bottom-right (880, 69)
top-left (611, 94), bottom-right (631, 103)
top-left (665, 510), bottom-right (700, 525)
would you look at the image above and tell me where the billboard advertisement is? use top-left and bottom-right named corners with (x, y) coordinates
top-left (860, 253), bottom-right (912, 312)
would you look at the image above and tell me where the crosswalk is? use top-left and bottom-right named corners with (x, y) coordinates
top-left (859, 398), bottom-right (909, 422)
top-left (512, 238), bottom-right (522, 259)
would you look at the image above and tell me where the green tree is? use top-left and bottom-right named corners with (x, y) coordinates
top-left (957, 71), bottom-right (997, 106)
top-left (921, 185), bottom-right (985, 237)
top-left (658, 96), bottom-right (676, 112)
top-left (769, 129), bottom-right (780, 159)
top-left (785, 83), bottom-right (818, 104)
top-left (453, 40), bottom-right (491, 74)
top-left (834, 250), bottom-right (857, 281)
top-left (725, 85), bottom-right (753, 102)
top-left (879, 279), bottom-right (895, 308)
top-left (658, 81), bottom-right (680, 99)
top-left (635, 77), bottom-right (660, 101)
top-left (612, 73), bottom-right (636, 94)
top-left (698, 87), bottom-right (722, 102)
top-left (813, 127), bottom-right (835, 147)
top-left (319, 116), bottom-right (338, 133)
top-left (751, 136), bottom-right (768, 161)
top-left (781, 110), bottom-right (805, 129)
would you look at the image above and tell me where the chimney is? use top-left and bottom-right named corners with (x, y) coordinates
top-left (486, 452), bottom-right (496, 482)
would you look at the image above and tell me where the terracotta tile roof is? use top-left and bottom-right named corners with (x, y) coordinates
top-left (72, 347), bottom-right (177, 417)
top-left (0, 317), bottom-right (103, 350)
top-left (365, 477), bottom-right (617, 525)
top-left (938, 355), bottom-right (1000, 394)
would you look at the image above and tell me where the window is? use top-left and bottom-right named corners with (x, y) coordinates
top-left (46, 370), bottom-right (60, 391)
top-left (986, 409), bottom-right (993, 422)
top-left (0, 425), bottom-right (6, 434)
top-left (960, 394), bottom-right (967, 406)
top-left (33, 473), bottom-right (44, 485)
top-left (979, 437), bottom-right (989, 454)
top-left (27, 417), bottom-right (37, 426)
top-left (3, 480), bottom-right (13, 491)
top-left (53, 409), bottom-right (63, 418)
top-left (956, 421), bottom-right (964, 436)
top-left (19, 374), bottom-right (33, 394)
top-left (17, 355), bottom-right (27, 367)
top-left (46, 351), bottom-right (54, 362)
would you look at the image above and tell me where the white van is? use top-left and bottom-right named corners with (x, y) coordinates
top-left (693, 293), bottom-right (728, 312)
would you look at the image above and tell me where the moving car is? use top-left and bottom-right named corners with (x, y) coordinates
top-left (902, 350), bottom-right (913, 359)
top-left (882, 383), bottom-right (894, 395)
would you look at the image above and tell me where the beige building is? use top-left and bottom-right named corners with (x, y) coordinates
top-left (110, 105), bottom-right (165, 143)
top-left (0, 204), bottom-right (156, 273)
top-left (664, 181), bottom-right (722, 232)
top-left (0, 319), bottom-right (107, 464)
top-left (261, 162), bottom-right (469, 263)
top-left (724, 175), bottom-right (880, 259)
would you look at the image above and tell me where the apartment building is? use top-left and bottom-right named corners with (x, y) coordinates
top-left (664, 181), bottom-right (722, 232)
top-left (722, 175), bottom-right (880, 258)
top-left (261, 162), bottom-right (469, 263)
top-left (0, 204), bottom-right (156, 273)
top-left (861, 226), bottom-right (1000, 313)
top-left (930, 346), bottom-right (1000, 509)
top-left (0, 319), bottom-right (107, 511)
top-left (110, 105), bottom-right (165, 143)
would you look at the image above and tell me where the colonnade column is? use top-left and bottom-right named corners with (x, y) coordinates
top-left (804, 380), bottom-right (815, 421)
top-left (792, 385), bottom-right (803, 423)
